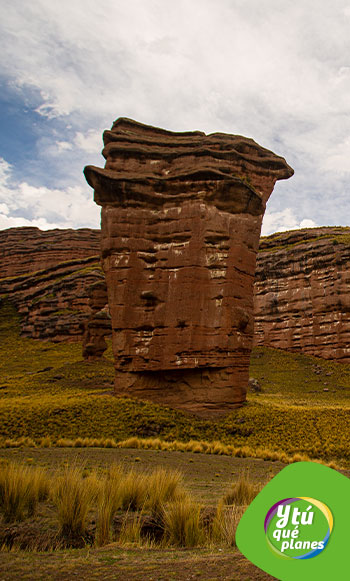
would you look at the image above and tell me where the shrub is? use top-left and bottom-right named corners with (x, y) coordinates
top-left (52, 465), bottom-right (94, 539)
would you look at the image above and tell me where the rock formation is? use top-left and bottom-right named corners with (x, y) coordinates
top-left (84, 117), bottom-right (293, 414)
top-left (82, 280), bottom-right (111, 360)
top-left (254, 226), bottom-right (350, 362)
top-left (3, 224), bottom-right (350, 372)
top-left (0, 227), bottom-right (105, 343)
top-left (0, 227), bottom-right (100, 278)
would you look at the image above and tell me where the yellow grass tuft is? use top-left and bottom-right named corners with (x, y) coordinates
top-left (146, 468), bottom-right (185, 514)
top-left (161, 495), bottom-right (205, 547)
top-left (0, 462), bottom-right (49, 522)
top-left (222, 471), bottom-right (261, 506)
top-left (211, 500), bottom-right (244, 547)
top-left (118, 510), bottom-right (144, 545)
top-left (51, 465), bottom-right (95, 539)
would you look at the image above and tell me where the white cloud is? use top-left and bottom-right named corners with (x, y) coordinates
top-left (74, 130), bottom-right (103, 154)
top-left (300, 219), bottom-right (317, 229)
top-left (0, 213), bottom-right (59, 230)
top-left (0, 203), bottom-right (9, 215)
top-left (0, 157), bottom-right (100, 230)
top-left (1, 1), bottom-right (350, 233)
top-left (323, 136), bottom-right (350, 173)
top-left (0, 159), bottom-right (12, 184)
top-left (56, 141), bottom-right (73, 152)
top-left (262, 208), bottom-right (318, 236)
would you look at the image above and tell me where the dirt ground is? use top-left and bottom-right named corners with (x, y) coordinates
top-left (0, 545), bottom-right (277, 580)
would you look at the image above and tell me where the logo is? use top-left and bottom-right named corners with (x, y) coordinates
top-left (264, 497), bottom-right (333, 559)
top-left (235, 463), bottom-right (346, 580)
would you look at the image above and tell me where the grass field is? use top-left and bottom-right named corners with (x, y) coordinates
top-left (2, 299), bottom-right (350, 579)
top-left (0, 447), bottom-right (280, 580)
top-left (1, 300), bottom-right (350, 465)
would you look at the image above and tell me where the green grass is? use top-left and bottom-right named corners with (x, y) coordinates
top-left (1, 300), bottom-right (350, 465)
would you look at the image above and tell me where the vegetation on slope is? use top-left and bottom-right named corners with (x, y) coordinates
top-left (1, 300), bottom-right (350, 465)
top-left (258, 225), bottom-right (350, 253)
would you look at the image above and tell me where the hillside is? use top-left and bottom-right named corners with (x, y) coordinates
top-left (1, 299), bottom-right (350, 465)
top-left (0, 227), bottom-right (103, 343)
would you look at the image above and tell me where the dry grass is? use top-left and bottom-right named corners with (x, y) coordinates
top-left (51, 465), bottom-right (95, 539)
top-left (222, 471), bottom-right (261, 506)
top-left (0, 460), bottom-right (281, 551)
top-left (0, 462), bottom-right (49, 522)
top-left (161, 496), bottom-right (205, 548)
top-left (2, 435), bottom-right (340, 468)
top-left (96, 493), bottom-right (117, 547)
top-left (117, 470), bottom-right (148, 511)
top-left (211, 501), bottom-right (244, 547)
top-left (95, 465), bottom-right (124, 546)
top-left (146, 468), bottom-right (185, 514)
top-left (118, 510), bottom-right (144, 545)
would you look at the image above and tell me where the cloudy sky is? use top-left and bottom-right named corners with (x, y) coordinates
top-left (0, 0), bottom-right (349, 235)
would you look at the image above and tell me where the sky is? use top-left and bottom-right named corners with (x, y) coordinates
top-left (0, 0), bottom-right (349, 236)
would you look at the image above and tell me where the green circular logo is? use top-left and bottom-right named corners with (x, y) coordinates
top-left (265, 497), bottom-right (333, 559)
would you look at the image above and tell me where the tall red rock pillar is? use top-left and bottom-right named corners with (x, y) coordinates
top-left (84, 118), bottom-right (293, 415)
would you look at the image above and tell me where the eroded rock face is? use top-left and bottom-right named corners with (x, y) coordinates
top-left (254, 227), bottom-right (350, 362)
top-left (0, 227), bottom-right (100, 278)
top-left (82, 280), bottom-right (111, 360)
top-left (0, 227), bottom-right (103, 343)
top-left (83, 117), bottom-right (293, 414)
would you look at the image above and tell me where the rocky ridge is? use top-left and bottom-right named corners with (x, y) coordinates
top-left (0, 227), bottom-right (101, 278)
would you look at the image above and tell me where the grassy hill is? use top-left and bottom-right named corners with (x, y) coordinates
top-left (2, 300), bottom-right (350, 466)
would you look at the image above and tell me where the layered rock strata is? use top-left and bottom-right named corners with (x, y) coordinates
top-left (84, 117), bottom-right (293, 414)
top-left (0, 228), bottom-right (105, 343)
top-left (254, 227), bottom-right (350, 362)
top-left (82, 280), bottom-right (111, 360)
top-left (0, 227), bottom-right (100, 278)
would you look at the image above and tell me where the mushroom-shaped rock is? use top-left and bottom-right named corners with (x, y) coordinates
top-left (84, 118), bottom-right (293, 416)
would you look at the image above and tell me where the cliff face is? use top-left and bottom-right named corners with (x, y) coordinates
top-left (2, 224), bottom-right (350, 366)
top-left (0, 227), bottom-right (101, 278)
top-left (84, 117), bottom-right (293, 414)
top-left (0, 227), bottom-right (105, 343)
top-left (254, 227), bottom-right (350, 362)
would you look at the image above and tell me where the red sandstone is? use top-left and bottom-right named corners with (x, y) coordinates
top-left (84, 118), bottom-right (293, 414)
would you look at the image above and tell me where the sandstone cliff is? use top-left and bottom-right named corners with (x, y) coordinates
top-left (0, 227), bottom-right (100, 278)
top-left (0, 227), bottom-right (105, 343)
top-left (254, 226), bottom-right (350, 362)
